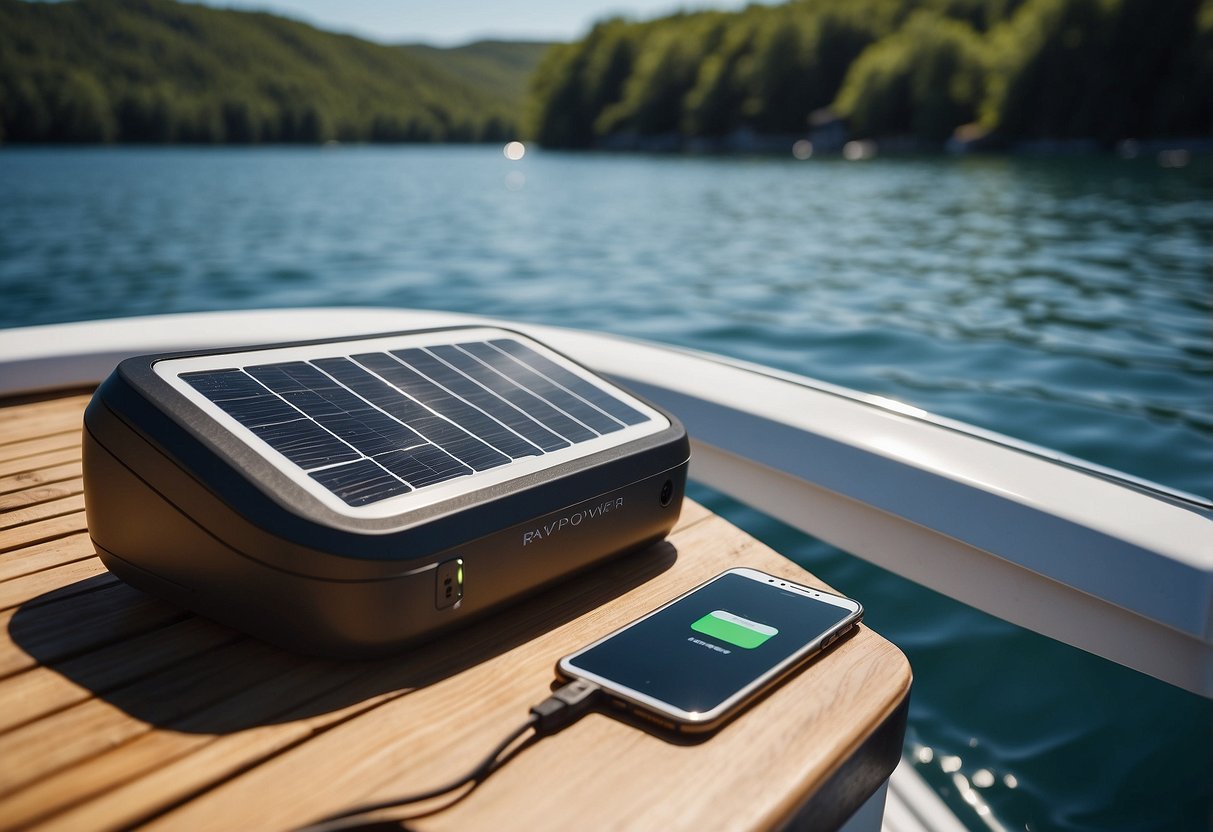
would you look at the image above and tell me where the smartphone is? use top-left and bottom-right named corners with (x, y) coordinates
top-left (557, 567), bottom-right (863, 733)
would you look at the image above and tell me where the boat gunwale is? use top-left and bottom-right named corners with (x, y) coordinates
top-left (1, 308), bottom-right (1210, 697)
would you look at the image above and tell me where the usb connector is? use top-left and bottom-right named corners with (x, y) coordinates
top-left (530, 679), bottom-right (603, 734)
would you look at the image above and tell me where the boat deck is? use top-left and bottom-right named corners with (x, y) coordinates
top-left (0, 388), bottom-right (910, 831)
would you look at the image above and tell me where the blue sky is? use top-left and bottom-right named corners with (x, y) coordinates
top-left (200, 0), bottom-right (759, 46)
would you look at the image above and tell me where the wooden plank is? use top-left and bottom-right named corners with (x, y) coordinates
top-left (27, 688), bottom-right (399, 832)
top-left (0, 462), bottom-right (82, 496)
top-left (0, 638), bottom-right (437, 830)
top-left (0, 639), bottom-right (308, 802)
top-left (0, 392), bottom-right (90, 421)
top-left (2, 656), bottom-right (396, 831)
top-left (0, 699), bottom-right (151, 800)
top-left (0, 581), bottom-right (183, 680)
top-left (670, 496), bottom-right (712, 530)
top-left (0, 432), bottom-right (82, 467)
top-left (0, 398), bottom-right (89, 446)
top-left (0, 558), bottom-right (110, 613)
top-left (6, 731), bottom-right (222, 832)
top-left (0, 511), bottom-right (87, 554)
top-left (0, 617), bottom-right (240, 735)
top-left (0, 493), bottom-right (87, 532)
top-left (0, 533), bottom-right (95, 585)
top-left (0, 478), bottom-right (84, 514)
top-left (0, 448), bottom-right (80, 480)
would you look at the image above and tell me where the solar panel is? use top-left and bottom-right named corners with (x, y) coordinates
top-left (160, 328), bottom-right (666, 516)
top-left (87, 325), bottom-right (689, 656)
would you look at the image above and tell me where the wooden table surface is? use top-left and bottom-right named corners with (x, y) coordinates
top-left (0, 388), bottom-right (911, 831)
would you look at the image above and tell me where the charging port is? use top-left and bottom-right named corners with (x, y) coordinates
top-left (435, 558), bottom-right (463, 610)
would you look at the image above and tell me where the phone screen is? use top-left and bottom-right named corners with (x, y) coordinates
top-left (562, 571), bottom-right (858, 716)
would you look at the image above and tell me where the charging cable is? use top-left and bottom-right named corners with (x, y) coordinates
top-left (300, 679), bottom-right (603, 831)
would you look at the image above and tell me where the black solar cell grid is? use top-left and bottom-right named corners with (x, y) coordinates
top-left (179, 338), bottom-right (651, 507)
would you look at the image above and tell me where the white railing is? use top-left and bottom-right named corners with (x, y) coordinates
top-left (1, 308), bottom-right (1210, 698)
top-left (559, 330), bottom-right (1213, 699)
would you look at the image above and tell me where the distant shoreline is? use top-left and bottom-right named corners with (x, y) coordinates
top-left (2, 137), bottom-right (1209, 163)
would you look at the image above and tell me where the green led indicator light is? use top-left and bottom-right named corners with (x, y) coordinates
top-left (435, 558), bottom-right (464, 610)
top-left (691, 610), bottom-right (778, 649)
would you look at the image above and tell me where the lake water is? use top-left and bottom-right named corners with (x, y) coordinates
top-left (1, 146), bottom-right (1210, 830)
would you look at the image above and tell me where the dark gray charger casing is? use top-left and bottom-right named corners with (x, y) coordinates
top-left (82, 327), bottom-right (689, 657)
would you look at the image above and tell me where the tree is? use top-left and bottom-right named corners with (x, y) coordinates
top-left (0, 0), bottom-right (532, 145)
top-left (597, 23), bottom-right (709, 136)
top-left (53, 70), bottom-right (118, 142)
top-left (683, 21), bottom-right (756, 136)
top-left (835, 11), bottom-right (987, 141)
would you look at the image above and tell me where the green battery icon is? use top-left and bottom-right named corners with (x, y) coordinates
top-left (691, 610), bottom-right (778, 649)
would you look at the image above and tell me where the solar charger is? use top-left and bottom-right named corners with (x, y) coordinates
top-left (83, 326), bottom-right (689, 656)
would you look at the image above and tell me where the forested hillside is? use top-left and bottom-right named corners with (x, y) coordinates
top-left (400, 41), bottom-right (552, 114)
top-left (529, 0), bottom-right (1213, 149)
top-left (0, 0), bottom-right (549, 143)
top-left (4, 0), bottom-right (1208, 149)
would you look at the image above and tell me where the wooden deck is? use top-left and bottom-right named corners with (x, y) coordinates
top-left (0, 388), bottom-right (910, 831)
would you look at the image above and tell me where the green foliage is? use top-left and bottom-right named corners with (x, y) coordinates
top-left (530, 1), bottom-right (894, 146)
top-left (596, 15), bottom-right (723, 136)
top-left (982, 0), bottom-right (1212, 141)
top-left (835, 12), bottom-right (988, 141)
top-left (6, 0), bottom-right (1206, 148)
top-left (0, 0), bottom-right (551, 144)
top-left (399, 41), bottom-right (552, 117)
top-left (529, 0), bottom-right (1212, 148)
top-left (528, 18), bottom-right (644, 147)
top-left (682, 21), bottom-right (757, 136)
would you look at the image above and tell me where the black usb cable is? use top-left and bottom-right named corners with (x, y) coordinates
top-left (300, 679), bottom-right (602, 832)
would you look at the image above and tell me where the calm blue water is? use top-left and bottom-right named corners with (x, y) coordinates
top-left (2, 147), bottom-right (1210, 830)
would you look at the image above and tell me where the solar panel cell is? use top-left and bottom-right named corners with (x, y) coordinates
top-left (180, 369), bottom-right (265, 401)
top-left (309, 459), bottom-right (411, 506)
top-left (489, 339), bottom-right (649, 426)
top-left (248, 418), bottom-right (360, 470)
top-left (277, 389), bottom-right (348, 418)
top-left (432, 345), bottom-right (596, 445)
top-left (458, 342), bottom-right (623, 436)
top-left (364, 351), bottom-right (542, 460)
top-left (247, 362), bottom-right (426, 458)
top-left (376, 445), bottom-right (473, 488)
top-left (313, 357), bottom-right (511, 473)
top-left (395, 347), bottom-right (570, 453)
top-left (181, 369), bottom-right (301, 428)
top-left (210, 391), bottom-right (300, 428)
top-left (243, 362), bottom-right (318, 393)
